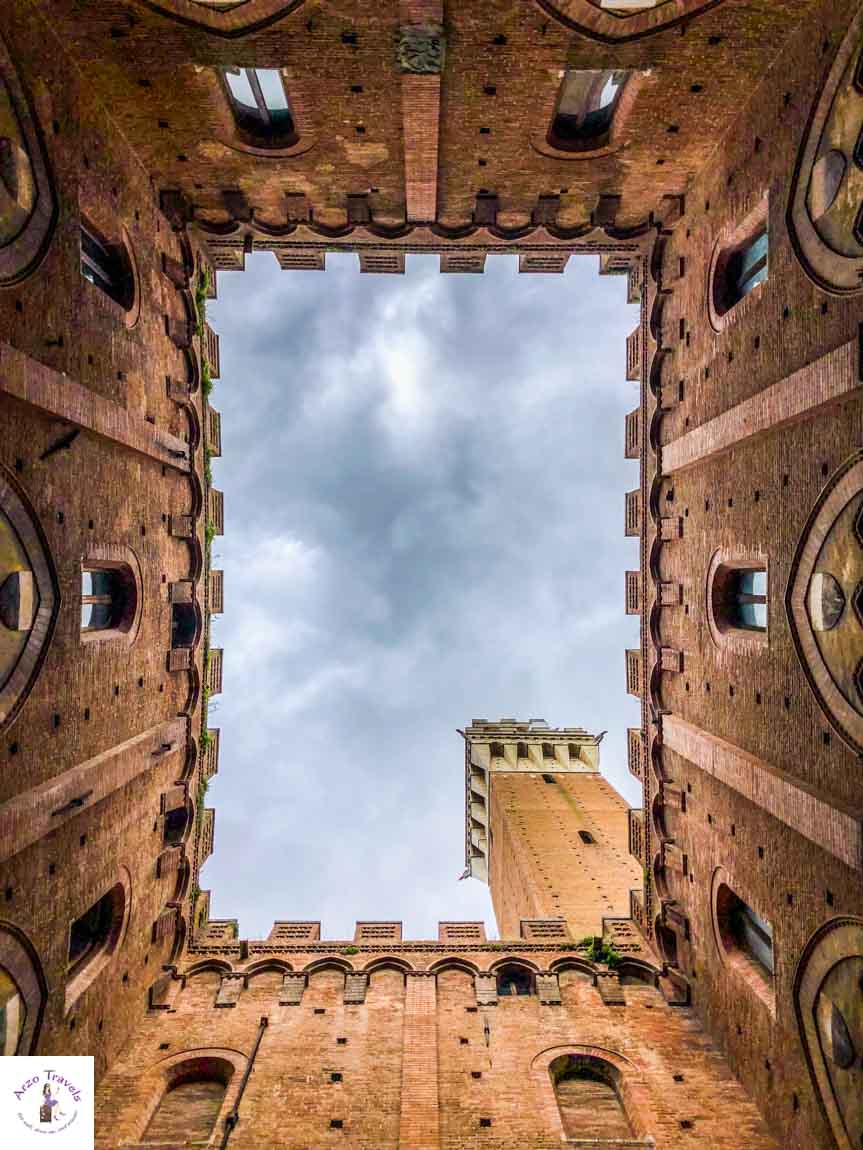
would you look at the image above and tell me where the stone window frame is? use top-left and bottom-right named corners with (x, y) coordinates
top-left (79, 545), bottom-right (143, 647)
top-left (0, 922), bottom-right (46, 1055)
top-left (709, 866), bottom-right (776, 1016)
top-left (705, 549), bottom-right (770, 653)
top-left (78, 216), bottom-right (141, 330)
top-left (529, 1044), bottom-right (653, 1146)
top-left (0, 31), bottom-right (56, 286)
top-left (133, 1048), bottom-right (245, 1145)
top-left (707, 193), bottom-right (770, 333)
top-left (64, 867), bottom-right (132, 1013)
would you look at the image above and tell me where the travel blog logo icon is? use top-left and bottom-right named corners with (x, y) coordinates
top-left (1, 1057), bottom-right (94, 1148)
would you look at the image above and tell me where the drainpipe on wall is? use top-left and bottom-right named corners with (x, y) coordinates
top-left (220, 1014), bottom-right (269, 1148)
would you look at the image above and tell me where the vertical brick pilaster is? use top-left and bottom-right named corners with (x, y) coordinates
top-left (400, 0), bottom-right (443, 222)
top-left (399, 972), bottom-right (440, 1150)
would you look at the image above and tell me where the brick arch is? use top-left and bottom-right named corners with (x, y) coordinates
top-left (788, 6), bottom-right (863, 294)
top-left (302, 956), bottom-right (355, 975)
top-left (0, 465), bottom-right (59, 733)
top-left (132, 1047), bottom-right (246, 1146)
top-left (137, 0), bottom-right (306, 37)
top-left (535, 0), bottom-right (724, 43)
top-left (185, 958), bottom-right (234, 979)
top-left (529, 1044), bottom-right (652, 1142)
top-left (0, 921), bottom-right (46, 1055)
top-left (428, 956), bottom-right (481, 976)
top-left (245, 959), bottom-right (294, 979)
top-left (485, 955), bottom-right (542, 974)
top-left (361, 955), bottom-right (416, 975)
top-left (0, 31), bottom-right (56, 285)
top-left (549, 956), bottom-right (597, 979)
top-left (794, 916), bottom-right (863, 1150)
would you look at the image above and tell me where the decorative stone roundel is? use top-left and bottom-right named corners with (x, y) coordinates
top-left (786, 453), bottom-right (863, 752)
top-left (794, 917), bottom-right (863, 1150)
top-left (0, 32), bottom-right (55, 285)
top-left (789, 10), bottom-right (863, 293)
top-left (0, 467), bottom-right (58, 732)
top-left (537, 0), bottom-right (722, 41)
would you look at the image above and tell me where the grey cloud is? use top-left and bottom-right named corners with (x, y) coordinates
top-left (203, 251), bottom-right (641, 941)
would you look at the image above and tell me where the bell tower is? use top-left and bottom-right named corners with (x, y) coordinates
top-left (464, 719), bottom-right (641, 940)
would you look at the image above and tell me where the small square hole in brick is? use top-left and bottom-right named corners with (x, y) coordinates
top-left (159, 1042), bottom-right (170, 1050)
top-left (479, 1118), bottom-right (492, 1128)
top-left (330, 1118), bottom-right (344, 1129)
top-left (826, 890), bottom-right (834, 906)
top-left (471, 1071), bottom-right (482, 1079)
top-left (331, 1072), bottom-right (342, 1083)
top-left (673, 1073), bottom-right (685, 1082)
top-left (459, 1037), bottom-right (469, 1045)
top-left (680, 1119), bottom-right (694, 1129)
top-left (337, 1037), bottom-right (347, 1045)
top-left (758, 846), bottom-right (765, 859)
top-left (465, 1006), bottom-right (478, 1013)
top-left (314, 1008), bottom-right (326, 1015)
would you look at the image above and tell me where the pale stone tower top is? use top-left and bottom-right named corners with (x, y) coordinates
top-left (463, 718), bottom-right (603, 883)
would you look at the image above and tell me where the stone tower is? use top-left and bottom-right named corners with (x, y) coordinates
top-left (464, 720), bottom-right (641, 940)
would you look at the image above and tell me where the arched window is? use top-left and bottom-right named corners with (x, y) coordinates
top-left (143, 1058), bottom-right (233, 1145)
top-left (80, 221), bottom-right (134, 309)
top-left (716, 884), bottom-right (774, 986)
top-left (163, 806), bottom-right (190, 848)
top-left (66, 881), bottom-right (127, 1006)
top-left (549, 70), bottom-right (628, 152)
top-left (81, 564), bottom-right (136, 638)
top-left (550, 1055), bottom-right (634, 1141)
top-left (0, 965), bottom-right (26, 1055)
top-left (712, 565), bottom-right (767, 633)
top-left (710, 200), bottom-right (769, 324)
top-left (171, 602), bottom-right (197, 649)
top-left (221, 67), bottom-right (296, 148)
top-left (496, 963), bottom-right (534, 997)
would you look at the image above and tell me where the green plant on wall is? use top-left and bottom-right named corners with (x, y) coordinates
top-left (580, 936), bottom-right (622, 969)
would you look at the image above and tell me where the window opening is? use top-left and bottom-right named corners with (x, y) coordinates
top-left (81, 566), bottom-right (134, 634)
top-left (142, 1061), bottom-right (231, 1145)
top-left (67, 889), bottom-right (120, 980)
top-left (549, 70), bottom-right (628, 152)
top-left (715, 882), bottom-right (775, 997)
top-left (712, 206), bottom-right (769, 320)
top-left (713, 566), bottom-right (767, 633)
top-left (496, 964), bottom-right (534, 996)
top-left (222, 67), bottom-right (296, 146)
top-left (578, 830), bottom-right (596, 844)
top-left (80, 222), bottom-right (132, 308)
top-left (550, 1055), bottom-right (634, 1141)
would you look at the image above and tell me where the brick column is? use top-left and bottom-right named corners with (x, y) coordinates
top-left (398, 971), bottom-right (440, 1150)
top-left (399, 1), bottom-right (443, 223)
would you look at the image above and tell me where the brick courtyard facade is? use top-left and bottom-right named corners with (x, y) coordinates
top-left (0, 1), bottom-right (861, 1147)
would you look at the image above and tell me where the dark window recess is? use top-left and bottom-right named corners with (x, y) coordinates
top-left (713, 567), bottom-right (767, 632)
top-left (578, 830), bottom-right (596, 844)
top-left (68, 891), bottom-right (116, 976)
top-left (549, 70), bottom-right (628, 152)
top-left (163, 806), bottom-right (189, 848)
top-left (717, 883), bottom-right (775, 981)
top-left (221, 67), bottom-right (297, 148)
top-left (171, 602), bottom-right (197, 649)
top-left (713, 220), bottom-right (768, 317)
top-left (81, 566), bottom-right (135, 634)
top-left (496, 964), bottom-right (534, 997)
top-left (80, 223), bottom-right (133, 308)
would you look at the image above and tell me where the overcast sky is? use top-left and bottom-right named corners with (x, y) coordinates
top-left (203, 251), bottom-right (641, 942)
